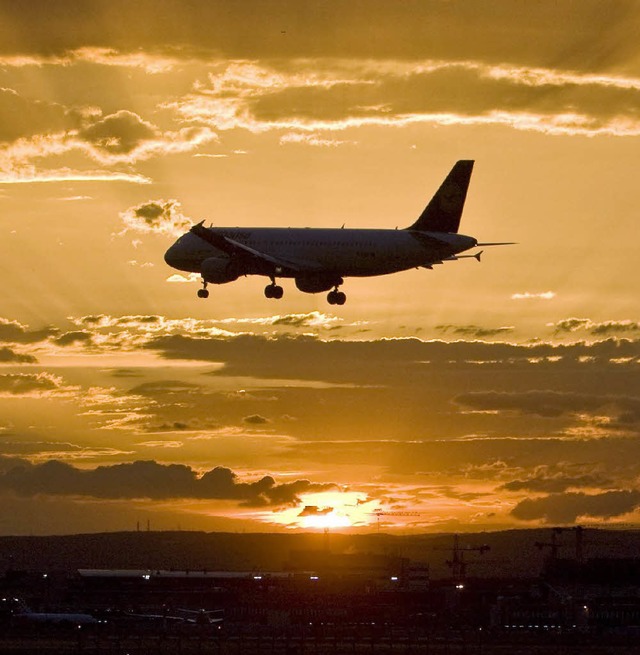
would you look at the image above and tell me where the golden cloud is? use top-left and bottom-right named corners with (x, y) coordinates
top-left (167, 59), bottom-right (640, 137)
top-left (119, 199), bottom-right (193, 237)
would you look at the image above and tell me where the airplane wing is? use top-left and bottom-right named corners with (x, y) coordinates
top-left (176, 608), bottom-right (224, 624)
top-left (190, 222), bottom-right (322, 274)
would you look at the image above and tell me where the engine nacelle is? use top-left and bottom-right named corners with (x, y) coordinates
top-left (201, 257), bottom-right (240, 284)
top-left (295, 275), bottom-right (343, 294)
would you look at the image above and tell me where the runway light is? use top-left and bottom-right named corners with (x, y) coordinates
top-left (390, 576), bottom-right (399, 581)
top-left (310, 576), bottom-right (319, 580)
top-left (253, 575), bottom-right (262, 580)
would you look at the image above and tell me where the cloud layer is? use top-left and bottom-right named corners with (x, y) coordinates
top-left (2, 1), bottom-right (640, 188)
top-left (0, 457), bottom-right (332, 507)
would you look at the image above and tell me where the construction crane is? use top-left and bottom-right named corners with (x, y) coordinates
top-left (435, 534), bottom-right (490, 585)
top-left (535, 526), bottom-right (586, 562)
top-left (535, 527), bottom-right (565, 560)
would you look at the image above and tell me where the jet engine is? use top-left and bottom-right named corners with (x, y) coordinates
top-left (295, 275), bottom-right (343, 294)
top-left (201, 257), bottom-right (240, 284)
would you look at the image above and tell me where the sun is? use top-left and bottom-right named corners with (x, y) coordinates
top-left (299, 511), bottom-right (352, 530)
top-left (265, 490), bottom-right (380, 531)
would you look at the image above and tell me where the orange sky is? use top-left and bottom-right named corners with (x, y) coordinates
top-left (0, 0), bottom-right (638, 535)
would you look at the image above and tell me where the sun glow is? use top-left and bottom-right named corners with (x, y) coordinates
top-left (267, 491), bottom-right (379, 531)
top-left (299, 511), bottom-right (352, 530)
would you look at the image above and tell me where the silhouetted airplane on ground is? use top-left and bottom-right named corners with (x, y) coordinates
top-left (1, 597), bottom-right (98, 626)
top-left (164, 161), bottom-right (511, 304)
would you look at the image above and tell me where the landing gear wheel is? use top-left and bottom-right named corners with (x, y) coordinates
top-left (265, 284), bottom-right (284, 299)
top-left (327, 290), bottom-right (337, 305)
top-left (327, 288), bottom-right (346, 305)
top-left (197, 288), bottom-right (209, 299)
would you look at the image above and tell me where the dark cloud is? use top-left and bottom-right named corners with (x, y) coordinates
top-left (71, 111), bottom-right (213, 164)
top-left (552, 318), bottom-right (592, 333)
top-left (271, 312), bottom-right (335, 328)
top-left (248, 61), bottom-right (640, 134)
top-left (120, 199), bottom-right (192, 236)
top-left (128, 380), bottom-right (201, 395)
top-left (0, 347), bottom-right (36, 364)
top-left (511, 490), bottom-right (640, 523)
top-left (0, 458), bottom-right (333, 507)
top-left (271, 315), bottom-right (314, 327)
top-left (0, 373), bottom-right (63, 396)
top-left (590, 321), bottom-right (640, 336)
top-left (78, 110), bottom-right (157, 155)
top-left (108, 369), bottom-right (145, 378)
top-left (76, 315), bottom-right (110, 326)
top-left (0, 1), bottom-right (638, 75)
top-left (436, 324), bottom-right (515, 338)
top-left (429, 485), bottom-right (489, 502)
top-left (0, 455), bottom-right (30, 473)
top-left (96, 331), bottom-right (639, 449)
top-left (145, 333), bottom-right (640, 384)
top-left (54, 331), bottom-right (93, 346)
top-left (243, 414), bottom-right (269, 425)
top-left (0, 318), bottom-right (57, 344)
top-left (146, 421), bottom-right (192, 432)
top-left (501, 471), bottom-right (613, 494)
top-left (299, 505), bottom-right (333, 516)
top-left (552, 318), bottom-right (640, 336)
top-left (288, 436), bottom-right (640, 482)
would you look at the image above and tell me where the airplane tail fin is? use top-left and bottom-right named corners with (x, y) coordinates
top-left (407, 160), bottom-right (474, 233)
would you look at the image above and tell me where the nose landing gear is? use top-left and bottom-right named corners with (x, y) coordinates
top-left (327, 287), bottom-right (346, 305)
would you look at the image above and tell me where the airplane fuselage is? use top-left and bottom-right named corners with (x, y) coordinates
top-left (165, 227), bottom-right (477, 277)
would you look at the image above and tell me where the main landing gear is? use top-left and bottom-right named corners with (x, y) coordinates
top-left (327, 287), bottom-right (346, 305)
top-left (264, 280), bottom-right (284, 299)
top-left (197, 280), bottom-right (209, 299)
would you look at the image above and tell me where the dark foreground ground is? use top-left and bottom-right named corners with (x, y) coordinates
top-left (3, 529), bottom-right (640, 653)
top-left (2, 528), bottom-right (640, 579)
top-left (1, 631), bottom-right (640, 654)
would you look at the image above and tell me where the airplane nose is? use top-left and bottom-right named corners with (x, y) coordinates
top-left (164, 243), bottom-right (181, 268)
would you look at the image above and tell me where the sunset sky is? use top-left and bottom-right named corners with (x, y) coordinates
top-left (0, 0), bottom-right (638, 535)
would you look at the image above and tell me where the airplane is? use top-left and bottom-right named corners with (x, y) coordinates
top-left (1, 597), bottom-right (99, 626)
top-left (125, 607), bottom-right (223, 627)
top-left (164, 160), bottom-right (511, 305)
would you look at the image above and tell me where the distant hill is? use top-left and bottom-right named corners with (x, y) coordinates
top-left (2, 528), bottom-right (640, 579)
